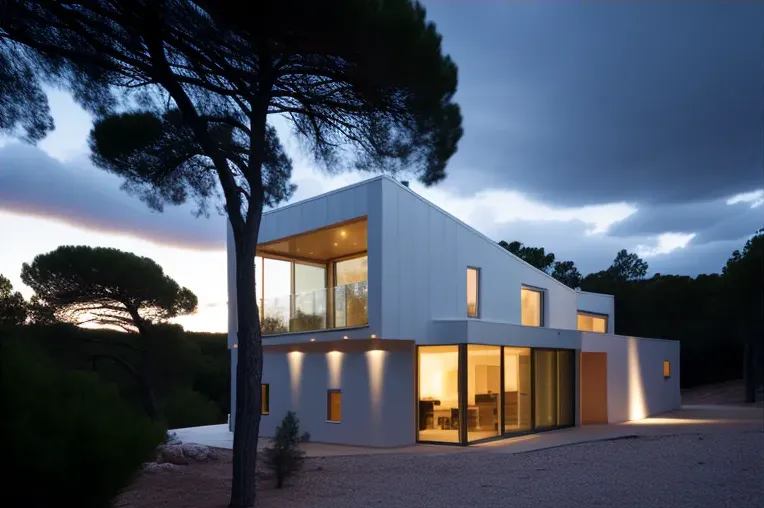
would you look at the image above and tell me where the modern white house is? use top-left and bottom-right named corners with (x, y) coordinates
top-left (227, 176), bottom-right (680, 446)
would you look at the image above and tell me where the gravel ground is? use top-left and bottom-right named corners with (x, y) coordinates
top-left (117, 430), bottom-right (764, 508)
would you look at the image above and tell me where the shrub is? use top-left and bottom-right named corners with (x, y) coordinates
top-left (0, 337), bottom-right (165, 508)
top-left (261, 411), bottom-right (307, 488)
top-left (162, 388), bottom-right (222, 429)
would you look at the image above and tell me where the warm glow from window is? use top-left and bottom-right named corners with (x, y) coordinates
top-left (521, 287), bottom-right (543, 326)
top-left (261, 384), bottom-right (270, 415)
top-left (467, 267), bottom-right (480, 318)
top-left (577, 312), bottom-right (607, 333)
top-left (327, 390), bottom-right (342, 422)
top-left (663, 360), bottom-right (671, 378)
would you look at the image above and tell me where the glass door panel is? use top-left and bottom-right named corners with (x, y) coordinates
top-left (468, 345), bottom-right (501, 442)
top-left (417, 346), bottom-right (460, 443)
top-left (503, 347), bottom-right (532, 434)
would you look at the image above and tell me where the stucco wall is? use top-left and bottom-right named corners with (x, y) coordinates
top-left (576, 291), bottom-right (615, 334)
top-left (378, 177), bottom-right (579, 342)
top-left (258, 346), bottom-right (416, 447)
top-left (581, 333), bottom-right (681, 423)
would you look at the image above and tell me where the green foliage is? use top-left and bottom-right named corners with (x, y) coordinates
top-left (499, 240), bottom-right (556, 273)
top-left (0, 336), bottom-right (165, 508)
top-left (290, 309), bottom-right (325, 332)
top-left (162, 388), bottom-right (222, 429)
top-left (261, 411), bottom-right (307, 488)
top-left (551, 261), bottom-right (583, 289)
top-left (608, 249), bottom-right (649, 281)
top-left (261, 315), bottom-right (289, 335)
top-left (21, 245), bottom-right (198, 330)
top-left (0, 274), bottom-right (27, 325)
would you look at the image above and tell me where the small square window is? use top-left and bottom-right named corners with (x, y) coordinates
top-left (663, 361), bottom-right (671, 378)
top-left (327, 389), bottom-right (342, 422)
top-left (261, 384), bottom-right (270, 414)
top-left (467, 267), bottom-right (480, 318)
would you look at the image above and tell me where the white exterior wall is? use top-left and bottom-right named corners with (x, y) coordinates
top-left (576, 291), bottom-right (615, 334)
top-left (259, 347), bottom-right (415, 447)
top-left (581, 333), bottom-right (681, 423)
top-left (378, 177), bottom-right (578, 343)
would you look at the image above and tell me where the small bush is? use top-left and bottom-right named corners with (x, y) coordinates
top-left (261, 411), bottom-right (307, 488)
top-left (0, 337), bottom-right (165, 508)
top-left (162, 388), bottom-right (222, 429)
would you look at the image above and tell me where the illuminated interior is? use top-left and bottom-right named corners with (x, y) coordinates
top-left (254, 218), bottom-right (368, 335)
top-left (418, 345), bottom-right (575, 445)
top-left (327, 390), bottom-right (342, 422)
top-left (577, 312), bottom-right (608, 333)
top-left (521, 287), bottom-right (543, 326)
top-left (467, 267), bottom-right (479, 318)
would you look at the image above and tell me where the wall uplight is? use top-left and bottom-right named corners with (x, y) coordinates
top-left (343, 335), bottom-right (349, 340)
top-left (310, 338), bottom-right (316, 342)
top-left (370, 334), bottom-right (377, 339)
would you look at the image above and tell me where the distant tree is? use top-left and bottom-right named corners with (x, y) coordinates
top-left (551, 261), bottom-right (583, 289)
top-left (722, 229), bottom-right (764, 403)
top-left (499, 240), bottom-right (556, 273)
top-left (20, 246), bottom-right (198, 419)
top-left (2, 2), bottom-right (461, 504)
top-left (608, 249), bottom-right (649, 281)
top-left (0, 274), bottom-right (27, 326)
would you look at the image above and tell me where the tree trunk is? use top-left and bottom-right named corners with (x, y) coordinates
top-left (229, 232), bottom-right (264, 508)
top-left (139, 368), bottom-right (159, 421)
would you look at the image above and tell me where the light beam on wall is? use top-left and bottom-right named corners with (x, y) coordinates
top-left (327, 351), bottom-right (343, 388)
top-left (288, 351), bottom-right (304, 407)
top-left (627, 339), bottom-right (647, 420)
top-left (366, 350), bottom-right (386, 423)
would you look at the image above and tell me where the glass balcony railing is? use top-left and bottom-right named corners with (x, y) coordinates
top-left (260, 280), bottom-right (368, 335)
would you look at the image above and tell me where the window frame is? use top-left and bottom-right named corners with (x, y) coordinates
top-left (326, 389), bottom-right (342, 423)
top-left (576, 310), bottom-right (609, 333)
top-left (520, 285), bottom-right (545, 327)
top-left (261, 383), bottom-right (270, 415)
top-left (467, 266), bottom-right (481, 318)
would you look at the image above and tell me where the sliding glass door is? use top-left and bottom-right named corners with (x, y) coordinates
top-left (534, 349), bottom-right (575, 429)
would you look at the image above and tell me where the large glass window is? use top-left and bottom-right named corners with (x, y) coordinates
top-left (467, 345), bottom-right (501, 441)
top-left (577, 312), bottom-right (607, 333)
top-left (521, 287), bottom-right (543, 326)
top-left (534, 350), bottom-right (557, 428)
top-left (503, 347), bottom-right (532, 434)
top-left (335, 255), bottom-right (368, 327)
top-left (534, 349), bottom-right (575, 429)
top-left (292, 263), bottom-right (327, 332)
top-left (262, 258), bottom-right (292, 334)
top-left (418, 346), bottom-right (460, 443)
top-left (467, 267), bottom-right (479, 318)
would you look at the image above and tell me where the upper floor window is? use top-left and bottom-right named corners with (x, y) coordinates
top-left (577, 312), bottom-right (608, 333)
top-left (467, 267), bottom-right (480, 318)
top-left (521, 287), bottom-right (543, 326)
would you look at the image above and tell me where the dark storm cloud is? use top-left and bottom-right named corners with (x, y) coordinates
top-left (0, 143), bottom-right (225, 249)
top-left (425, 1), bottom-right (764, 206)
top-left (608, 197), bottom-right (763, 244)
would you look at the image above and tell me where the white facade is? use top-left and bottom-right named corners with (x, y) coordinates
top-left (227, 176), bottom-right (681, 446)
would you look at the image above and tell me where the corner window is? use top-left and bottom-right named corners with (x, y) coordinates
top-left (521, 287), bottom-right (544, 327)
top-left (327, 389), bottom-right (342, 422)
top-left (663, 361), bottom-right (671, 379)
top-left (577, 312), bottom-right (608, 333)
top-left (261, 384), bottom-right (270, 415)
top-left (467, 267), bottom-right (480, 318)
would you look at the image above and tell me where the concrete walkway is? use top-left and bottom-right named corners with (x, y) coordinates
top-left (171, 404), bottom-right (762, 457)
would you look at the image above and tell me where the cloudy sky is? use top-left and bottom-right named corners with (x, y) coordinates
top-left (1, 2), bottom-right (762, 332)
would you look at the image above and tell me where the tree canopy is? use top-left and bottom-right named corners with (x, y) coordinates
top-left (499, 240), bottom-right (555, 273)
top-left (1, 3), bottom-right (462, 503)
top-left (20, 246), bottom-right (197, 333)
top-left (0, 274), bottom-right (27, 326)
top-left (550, 261), bottom-right (583, 289)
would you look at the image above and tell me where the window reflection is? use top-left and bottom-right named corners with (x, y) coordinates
top-left (468, 345), bottom-right (500, 442)
top-left (418, 346), bottom-right (460, 443)
top-left (503, 347), bottom-right (532, 434)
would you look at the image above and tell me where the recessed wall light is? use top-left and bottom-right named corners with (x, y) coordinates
top-left (333, 242), bottom-right (338, 246)
top-left (340, 230), bottom-right (347, 238)
top-left (370, 334), bottom-right (377, 339)
top-left (310, 338), bottom-right (316, 342)
top-left (343, 335), bottom-right (349, 340)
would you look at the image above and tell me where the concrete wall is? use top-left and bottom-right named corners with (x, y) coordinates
top-left (576, 291), bottom-right (615, 334)
top-left (259, 345), bottom-right (416, 447)
top-left (581, 333), bottom-right (681, 423)
top-left (378, 177), bottom-right (579, 342)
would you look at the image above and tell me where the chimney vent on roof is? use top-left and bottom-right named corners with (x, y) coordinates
top-left (401, 180), bottom-right (410, 188)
